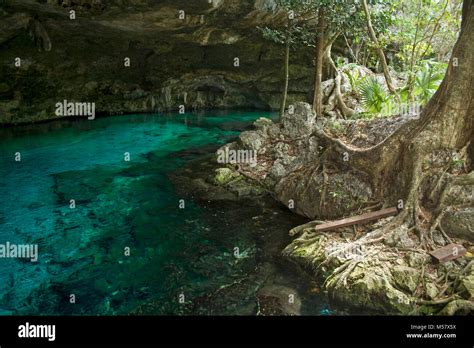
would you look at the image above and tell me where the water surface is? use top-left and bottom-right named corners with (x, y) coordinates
top-left (0, 112), bottom-right (335, 315)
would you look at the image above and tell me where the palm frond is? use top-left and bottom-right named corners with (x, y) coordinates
top-left (357, 76), bottom-right (389, 114)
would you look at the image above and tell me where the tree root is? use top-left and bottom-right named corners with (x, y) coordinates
top-left (327, 56), bottom-right (355, 119)
top-left (324, 259), bottom-right (361, 289)
top-left (289, 220), bottom-right (325, 237)
top-left (416, 294), bottom-right (461, 305)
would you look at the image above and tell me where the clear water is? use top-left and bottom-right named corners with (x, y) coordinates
top-left (0, 111), bottom-right (335, 315)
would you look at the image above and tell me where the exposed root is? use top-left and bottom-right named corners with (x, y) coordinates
top-left (289, 220), bottom-right (325, 237)
top-left (327, 56), bottom-right (355, 119)
top-left (324, 259), bottom-right (360, 289)
top-left (416, 294), bottom-right (461, 305)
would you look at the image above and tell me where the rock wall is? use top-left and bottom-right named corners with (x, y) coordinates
top-left (0, 0), bottom-right (314, 124)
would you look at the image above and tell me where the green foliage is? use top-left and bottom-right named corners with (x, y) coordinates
top-left (344, 65), bottom-right (363, 91)
top-left (309, 0), bottom-right (393, 39)
top-left (335, 57), bottom-right (348, 68)
top-left (452, 158), bottom-right (464, 170)
top-left (398, 60), bottom-right (447, 104)
top-left (413, 60), bottom-right (446, 104)
top-left (327, 120), bottom-right (344, 132)
top-left (389, 0), bottom-right (462, 68)
top-left (257, 0), bottom-right (316, 48)
top-left (357, 76), bottom-right (390, 114)
top-left (260, 0), bottom-right (393, 46)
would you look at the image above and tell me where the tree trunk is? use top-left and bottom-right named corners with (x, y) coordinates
top-left (380, 0), bottom-right (472, 204)
top-left (279, 39), bottom-right (290, 121)
top-left (315, 0), bottom-right (472, 225)
top-left (323, 42), bottom-right (355, 118)
top-left (406, 0), bottom-right (423, 102)
top-left (261, 0), bottom-right (473, 316)
top-left (361, 0), bottom-right (397, 94)
top-left (313, 8), bottom-right (325, 116)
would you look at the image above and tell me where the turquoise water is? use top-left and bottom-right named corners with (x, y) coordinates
top-left (0, 111), bottom-right (334, 315)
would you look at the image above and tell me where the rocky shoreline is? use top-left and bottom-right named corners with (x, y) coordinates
top-left (134, 154), bottom-right (339, 315)
top-left (210, 102), bottom-right (474, 315)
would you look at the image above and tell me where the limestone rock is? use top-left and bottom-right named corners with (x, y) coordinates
top-left (213, 168), bottom-right (241, 186)
top-left (269, 159), bottom-right (289, 181)
top-left (391, 265), bottom-right (420, 293)
top-left (280, 102), bottom-right (316, 139)
top-left (439, 299), bottom-right (474, 315)
top-left (0, 1), bottom-right (315, 124)
top-left (441, 207), bottom-right (474, 243)
top-left (283, 236), bottom-right (414, 314)
top-left (253, 117), bottom-right (274, 131)
top-left (275, 170), bottom-right (372, 219)
top-left (257, 285), bottom-right (301, 316)
top-left (239, 131), bottom-right (265, 151)
top-left (457, 263), bottom-right (474, 300)
top-left (385, 225), bottom-right (417, 248)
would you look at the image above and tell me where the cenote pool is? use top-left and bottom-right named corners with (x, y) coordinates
top-left (0, 111), bottom-right (338, 315)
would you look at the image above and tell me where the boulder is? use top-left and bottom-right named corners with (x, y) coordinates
top-left (281, 102), bottom-right (316, 138)
top-left (283, 236), bottom-right (414, 314)
top-left (441, 207), bottom-right (474, 243)
top-left (257, 285), bottom-right (301, 315)
top-left (391, 265), bottom-right (420, 293)
top-left (439, 299), bottom-right (474, 315)
top-left (457, 263), bottom-right (474, 300)
top-left (238, 131), bottom-right (265, 151)
top-left (213, 168), bottom-right (241, 186)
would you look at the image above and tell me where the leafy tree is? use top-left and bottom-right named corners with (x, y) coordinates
top-left (388, 0), bottom-right (462, 101)
top-left (306, 0), bottom-right (392, 116)
top-left (360, 0), bottom-right (397, 94)
top-left (413, 61), bottom-right (446, 103)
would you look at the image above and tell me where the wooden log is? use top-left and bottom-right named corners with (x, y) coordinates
top-left (429, 244), bottom-right (467, 263)
top-left (314, 207), bottom-right (398, 232)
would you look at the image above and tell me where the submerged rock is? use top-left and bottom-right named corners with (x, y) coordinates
top-left (283, 234), bottom-right (415, 314)
top-left (257, 285), bottom-right (301, 316)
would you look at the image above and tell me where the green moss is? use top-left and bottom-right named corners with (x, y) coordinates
top-left (213, 168), bottom-right (241, 186)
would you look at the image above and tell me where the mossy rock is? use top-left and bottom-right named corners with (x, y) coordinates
top-left (391, 265), bottom-right (420, 293)
top-left (213, 168), bottom-right (241, 186)
top-left (457, 265), bottom-right (474, 300)
top-left (439, 299), bottom-right (474, 315)
top-left (327, 264), bottom-right (413, 314)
